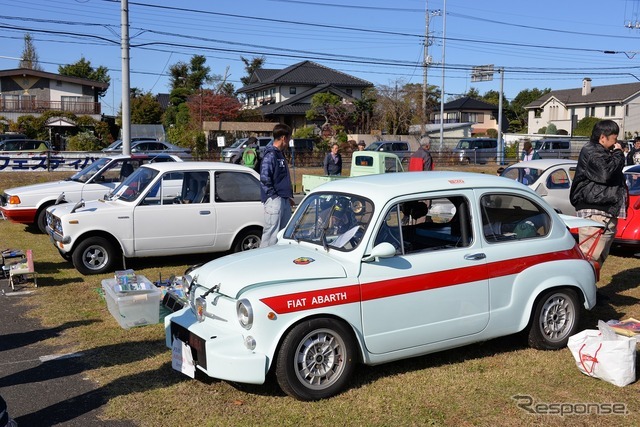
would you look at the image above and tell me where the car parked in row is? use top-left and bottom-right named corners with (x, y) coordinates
top-left (533, 138), bottom-right (572, 159)
top-left (46, 162), bottom-right (264, 275)
top-left (0, 139), bottom-right (50, 151)
top-left (102, 139), bottom-right (192, 159)
top-left (221, 137), bottom-right (273, 164)
top-left (166, 171), bottom-right (600, 401)
top-left (500, 159), bottom-right (577, 215)
top-left (364, 140), bottom-right (413, 164)
top-left (452, 138), bottom-right (497, 164)
top-left (0, 154), bottom-right (181, 233)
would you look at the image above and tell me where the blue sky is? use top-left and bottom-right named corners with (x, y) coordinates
top-left (2, 0), bottom-right (640, 115)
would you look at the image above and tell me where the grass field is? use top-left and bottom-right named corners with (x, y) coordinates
top-left (1, 166), bottom-right (639, 427)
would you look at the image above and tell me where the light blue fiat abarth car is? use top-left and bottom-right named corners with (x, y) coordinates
top-left (166, 171), bottom-right (600, 400)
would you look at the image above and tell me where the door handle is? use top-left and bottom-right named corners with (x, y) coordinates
top-left (464, 253), bottom-right (486, 260)
top-left (199, 210), bottom-right (211, 215)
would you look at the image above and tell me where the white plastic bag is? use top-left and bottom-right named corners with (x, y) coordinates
top-left (567, 328), bottom-right (636, 387)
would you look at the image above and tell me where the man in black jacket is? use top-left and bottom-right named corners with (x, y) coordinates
top-left (570, 120), bottom-right (626, 266)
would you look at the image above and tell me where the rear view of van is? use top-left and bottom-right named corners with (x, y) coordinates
top-left (452, 138), bottom-right (497, 164)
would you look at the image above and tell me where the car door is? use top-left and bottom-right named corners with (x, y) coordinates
top-left (539, 166), bottom-right (575, 214)
top-left (133, 170), bottom-right (216, 255)
top-left (360, 191), bottom-right (490, 354)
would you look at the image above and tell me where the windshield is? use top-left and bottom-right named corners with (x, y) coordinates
top-left (68, 157), bottom-right (111, 183)
top-left (365, 142), bottom-right (383, 151)
top-left (284, 193), bottom-right (373, 251)
top-left (625, 171), bottom-right (640, 196)
top-left (456, 140), bottom-right (474, 149)
top-left (230, 138), bottom-right (248, 148)
top-left (106, 167), bottom-right (158, 202)
top-left (502, 166), bottom-right (543, 186)
top-left (103, 140), bottom-right (123, 151)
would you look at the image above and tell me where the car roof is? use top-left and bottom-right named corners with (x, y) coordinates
top-left (141, 160), bottom-right (259, 175)
top-left (507, 159), bottom-right (577, 168)
top-left (102, 153), bottom-right (181, 161)
top-left (311, 171), bottom-right (535, 205)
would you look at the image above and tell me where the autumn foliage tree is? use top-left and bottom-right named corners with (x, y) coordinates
top-left (186, 89), bottom-right (241, 123)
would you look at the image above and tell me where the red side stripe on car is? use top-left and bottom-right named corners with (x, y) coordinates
top-left (260, 245), bottom-right (585, 315)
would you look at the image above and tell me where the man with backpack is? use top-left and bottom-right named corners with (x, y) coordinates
top-left (242, 136), bottom-right (260, 171)
top-left (409, 136), bottom-right (434, 171)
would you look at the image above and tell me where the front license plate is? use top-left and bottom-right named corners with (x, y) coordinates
top-left (171, 337), bottom-right (195, 378)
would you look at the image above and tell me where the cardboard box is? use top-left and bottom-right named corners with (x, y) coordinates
top-left (102, 276), bottom-right (161, 329)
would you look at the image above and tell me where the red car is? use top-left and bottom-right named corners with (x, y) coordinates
top-left (614, 165), bottom-right (640, 247)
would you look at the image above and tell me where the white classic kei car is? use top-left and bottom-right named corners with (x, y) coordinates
top-left (0, 153), bottom-right (181, 233)
top-left (165, 171), bottom-right (601, 401)
top-left (46, 162), bottom-right (264, 275)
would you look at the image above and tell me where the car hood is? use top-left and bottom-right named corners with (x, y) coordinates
top-left (47, 198), bottom-right (127, 217)
top-left (190, 244), bottom-right (348, 298)
top-left (5, 180), bottom-right (78, 196)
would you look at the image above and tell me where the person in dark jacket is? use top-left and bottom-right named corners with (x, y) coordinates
top-left (570, 119), bottom-right (626, 266)
top-left (260, 123), bottom-right (294, 247)
top-left (323, 143), bottom-right (342, 176)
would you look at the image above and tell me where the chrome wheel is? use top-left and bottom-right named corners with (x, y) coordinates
top-left (528, 289), bottom-right (579, 350)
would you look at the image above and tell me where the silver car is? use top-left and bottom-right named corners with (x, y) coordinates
top-left (501, 159), bottom-right (577, 215)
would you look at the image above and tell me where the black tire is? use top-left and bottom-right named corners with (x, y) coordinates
top-left (528, 288), bottom-right (580, 350)
top-left (36, 206), bottom-right (51, 234)
top-left (72, 236), bottom-right (117, 275)
top-left (232, 228), bottom-right (262, 252)
top-left (276, 318), bottom-right (357, 401)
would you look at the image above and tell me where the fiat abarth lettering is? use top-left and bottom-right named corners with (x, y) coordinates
top-left (165, 171), bottom-right (601, 401)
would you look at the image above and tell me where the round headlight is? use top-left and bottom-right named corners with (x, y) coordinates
top-left (237, 299), bottom-right (253, 330)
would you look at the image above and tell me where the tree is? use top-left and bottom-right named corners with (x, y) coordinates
top-left (510, 88), bottom-right (551, 132)
top-left (130, 92), bottom-right (163, 124)
top-left (58, 57), bottom-right (111, 96)
top-left (240, 56), bottom-right (266, 86)
top-left (168, 55), bottom-right (213, 92)
top-left (67, 131), bottom-right (100, 151)
top-left (545, 123), bottom-right (558, 135)
top-left (481, 90), bottom-right (502, 106)
top-left (574, 117), bottom-right (601, 137)
top-left (19, 33), bottom-right (42, 70)
top-left (187, 89), bottom-right (241, 123)
top-left (306, 92), bottom-right (355, 139)
top-left (374, 80), bottom-right (416, 135)
top-left (352, 88), bottom-right (377, 134)
top-left (465, 87), bottom-right (481, 99)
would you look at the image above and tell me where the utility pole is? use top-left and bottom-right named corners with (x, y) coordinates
top-left (121, 0), bottom-right (131, 155)
top-left (422, 3), bottom-right (441, 137)
top-left (421, 1), bottom-right (429, 136)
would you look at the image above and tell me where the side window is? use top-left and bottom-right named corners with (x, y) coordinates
top-left (98, 159), bottom-right (126, 183)
top-left (374, 196), bottom-right (472, 255)
top-left (140, 172), bottom-right (184, 205)
top-left (180, 171), bottom-right (210, 204)
top-left (547, 169), bottom-right (570, 189)
top-left (480, 194), bottom-right (550, 243)
top-left (215, 172), bottom-right (261, 202)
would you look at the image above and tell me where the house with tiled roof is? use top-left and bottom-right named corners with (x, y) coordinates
top-left (525, 78), bottom-right (640, 137)
top-left (236, 61), bottom-right (373, 129)
top-left (430, 96), bottom-right (507, 136)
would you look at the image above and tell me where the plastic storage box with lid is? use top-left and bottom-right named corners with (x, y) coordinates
top-left (101, 275), bottom-right (161, 329)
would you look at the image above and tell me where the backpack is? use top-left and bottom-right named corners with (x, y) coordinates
top-left (242, 147), bottom-right (259, 170)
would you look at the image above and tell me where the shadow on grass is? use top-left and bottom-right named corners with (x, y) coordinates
top-left (4, 337), bottom-right (188, 426)
top-left (0, 320), bottom-right (99, 352)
